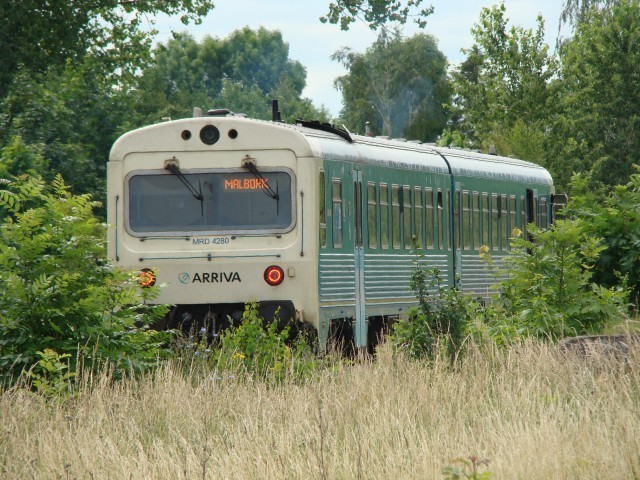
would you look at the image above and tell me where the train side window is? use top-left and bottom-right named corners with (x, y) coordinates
top-left (533, 196), bottom-right (539, 227)
top-left (332, 178), bottom-right (343, 248)
top-left (392, 185), bottom-right (401, 249)
top-left (414, 186), bottom-right (423, 250)
top-left (425, 188), bottom-right (434, 249)
top-left (319, 171), bottom-right (326, 248)
top-left (403, 185), bottom-right (412, 249)
top-left (454, 190), bottom-right (460, 250)
top-left (462, 191), bottom-right (471, 250)
top-left (491, 194), bottom-right (499, 251)
top-left (509, 195), bottom-right (517, 240)
top-left (500, 194), bottom-right (508, 250)
top-left (437, 189), bottom-right (444, 250)
top-left (520, 195), bottom-right (526, 232)
top-left (472, 192), bottom-right (481, 250)
top-left (539, 197), bottom-right (548, 228)
top-left (367, 182), bottom-right (377, 249)
top-left (380, 183), bottom-right (389, 249)
top-left (482, 193), bottom-right (490, 248)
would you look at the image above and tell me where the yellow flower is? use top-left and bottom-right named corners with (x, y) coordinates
top-left (232, 352), bottom-right (246, 360)
top-left (511, 227), bottom-right (523, 238)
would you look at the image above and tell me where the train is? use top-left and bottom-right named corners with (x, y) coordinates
top-left (106, 106), bottom-right (560, 351)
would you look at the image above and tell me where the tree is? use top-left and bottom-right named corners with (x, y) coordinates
top-left (0, 175), bottom-right (170, 387)
top-left (321, 0), bottom-right (433, 30)
top-left (135, 29), bottom-right (328, 124)
top-left (550, 0), bottom-right (640, 187)
top-left (448, 4), bottom-right (557, 160)
top-left (0, 61), bottom-right (132, 201)
top-left (0, 0), bottom-right (215, 94)
top-left (333, 30), bottom-right (451, 141)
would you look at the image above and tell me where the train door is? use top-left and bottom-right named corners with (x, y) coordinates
top-left (352, 169), bottom-right (367, 349)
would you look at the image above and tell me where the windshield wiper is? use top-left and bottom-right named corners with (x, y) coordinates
top-left (165, 162), bottom-right (204, 215)
top-left (242, 160), bottom-right (281, 215)
top-left (242, 160), bottom-right (279, 201)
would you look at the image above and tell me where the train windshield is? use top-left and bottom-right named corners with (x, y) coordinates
top-left (127, 170), bottom-right (294, 235)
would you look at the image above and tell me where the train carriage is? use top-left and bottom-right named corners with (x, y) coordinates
top-left (107, 109), bottom-right (556, 350)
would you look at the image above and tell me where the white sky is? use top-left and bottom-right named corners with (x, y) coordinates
top-left (153, 0), bottom-right (567, 117)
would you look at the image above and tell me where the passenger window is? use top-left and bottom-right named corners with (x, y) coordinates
top-left (437, 189), bottom-right (444, 249)
top-left (501, 194), bottom-right (508, 250)
top-left (482, 193), bottom-right (490, 248)
top-left (472, 192), bottom-right (481, 250)
top-left (491, 194), bottom-right (499, 251)
top-left (414, 187), bottom-right (423, 250)
top-left (392, 185), bottom-right (401, 249)
top-left (520, 195), bottom-right (526, 233)
top-left (319, 172), bottom-right (326, 248)
top-left (539, 197), bottom-right (548, 228)
top-left (332, 179), bottom-right (343, 248)
top-left (367, 182), bottom-right (377, 249)
top-left (509, 195), bottom-right (517, 240)
top-left (403, 186), bottom-right (412, 249)
top-left (425, 188), bottom-right (434, 249)
top-left (462, 191), bottom-right (471, 250)
top-left (380, 183), bottom-right (389, 249)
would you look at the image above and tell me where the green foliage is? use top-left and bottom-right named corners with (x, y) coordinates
top-left (0, 0), bottom-right (214, 93)
top-left (565, 172), bottom-right (640, 305)
top-left (476, 220), bottom-right (628, 343)
top-left (0, 175), bottom-right (171, 390)
top-left (182, 302), bottom-right (319, 382)
top-left (321, 0), bottom-right (433, 30)
top-left (0, 136), bottom-right (46, 179)
top-left (135, 29), bottom-right (328, 126)
top-left (333, 30), bottom-right (451, 140)
top-left (391, 255), bottom-right (474, 361)
top-left (450, 4), bottom-right (557, 157)
top-left (551, 0), bottom-right (640, 187)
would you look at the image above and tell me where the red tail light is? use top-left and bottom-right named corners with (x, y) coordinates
top-left (264, 265), bottom-right (284, 286)
top-left (138, 268), bottom-right (156, 288)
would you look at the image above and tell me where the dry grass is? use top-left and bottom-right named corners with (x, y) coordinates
top-left (1, 341), bottom-right (639, 479)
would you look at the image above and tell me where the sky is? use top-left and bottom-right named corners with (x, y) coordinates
top-left (153, 1), bottom-right (568, 117)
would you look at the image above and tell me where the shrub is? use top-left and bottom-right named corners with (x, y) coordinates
top-left (0, 174), bottom-right (171, 391)
top-left (391, 254), bottom-right (474, 361)
top-left (477, 220), bottom-right (629, 342)
top-left (179, 302), bottom-right (319, 382)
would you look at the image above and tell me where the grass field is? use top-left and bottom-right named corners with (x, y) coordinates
top-left (1, 341), bottom-right (639, 479)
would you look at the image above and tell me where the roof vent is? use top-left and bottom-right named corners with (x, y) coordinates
top-left (207, 108), bottom-right (232, 116)
top-left (488, 144), bottom-right (497, 155)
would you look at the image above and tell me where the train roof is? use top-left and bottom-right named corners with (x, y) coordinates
top-left (110, 115), bottom-right (553, 186)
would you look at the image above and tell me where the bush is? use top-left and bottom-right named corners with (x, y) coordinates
top-left (178, 302), bottom-right (319, 382)
top-left (476, 220), bottom-right (629, 342)
top-left (391, 254), bottom-right (474, 361)
top-left (0, 174), bottom-right (171, 391)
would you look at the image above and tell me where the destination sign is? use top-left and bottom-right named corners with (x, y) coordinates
top-left (224, 178), bottom-right (269, 190)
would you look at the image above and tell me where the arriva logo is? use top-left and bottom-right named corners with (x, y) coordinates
top-left (178, 272), bottom-right (242, 284)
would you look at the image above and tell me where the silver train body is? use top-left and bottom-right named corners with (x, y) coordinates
top-left (107, 113), bottom-right (555, 349)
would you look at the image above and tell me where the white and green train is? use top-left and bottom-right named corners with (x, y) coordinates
top-left (107, 109), bottom-right (558, 350)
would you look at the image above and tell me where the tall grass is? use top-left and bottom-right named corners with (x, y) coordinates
top-left (1, 341), bottom-right (639, 479)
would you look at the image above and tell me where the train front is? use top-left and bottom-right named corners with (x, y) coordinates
top-left (106, 113), bottom-right (317, 334)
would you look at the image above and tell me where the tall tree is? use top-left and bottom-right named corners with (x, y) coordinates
top-left (0, 0), bottom-right (215, 95)
top-left (550, 0), bottom-right (640, 187)
top-left (135, 29), bottom-right (326, 124)
top-left (448, 4), bottom-right (557, 160)
top-left (333, 31), bottom-right (451, 141)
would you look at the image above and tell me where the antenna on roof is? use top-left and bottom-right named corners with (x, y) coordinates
top-left (271, 99), bottom-right (282, 122)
